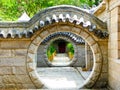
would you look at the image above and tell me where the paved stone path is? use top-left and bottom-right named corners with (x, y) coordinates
top-left (51, 53), bottom-right (71, 66)
top-left (37, 67), bottom-right (91, 89)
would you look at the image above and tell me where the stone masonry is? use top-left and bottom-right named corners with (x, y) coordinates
top-left (0, 5), bottom-right (108, 89)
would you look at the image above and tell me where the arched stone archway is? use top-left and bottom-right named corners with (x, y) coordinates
top-left (0, 5), bottom-right (108, 89)
top-left (42, 35), bottom-right (78, 67)
top-left (27, 22), bottom-right (104, 88)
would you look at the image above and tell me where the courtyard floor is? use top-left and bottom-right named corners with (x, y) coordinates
top-left (51, 53), bottom-right (71, 66)
top-left (37, 67), bottom-right (91, 89)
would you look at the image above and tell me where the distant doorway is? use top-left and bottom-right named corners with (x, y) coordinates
top-left (46, 39), bottom-right (75, 66)
top-left (58, 42), bottom-right (66, 53)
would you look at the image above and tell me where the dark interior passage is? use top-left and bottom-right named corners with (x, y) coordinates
top-left (58, 41), bottom-right (66, 53)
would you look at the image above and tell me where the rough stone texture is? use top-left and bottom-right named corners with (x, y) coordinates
top-left (73, 44), bottom-right (86, 67)
top-left (0, 40), bottom-right (30, 49)
top-left (37, 43), bottom-right (86, 67)
top-left (95, 1), bottom-right (120, 89)
top-left (0, 50), bottom-right (12, 57)
top-left (0, 56), bottom-right (26, 66)
top-left (32, 36), bottom-right (42, 46)
top-left (0, 67), bottom-right (12, 75)
top-left (28, 25), bottom-right (106, 88)
top-left (3, 75), bottom-right (32, 84)
top-left (12, 66), bottom-right (27, 75)
top-left (72, 27), bottom-right (81, 34)
top-left (0, 5), bottom-right (109, 89)
top-left (85, 43), bottom-right (93, 70)
top-left (39, 31), bottom-right (49, 38)
top-left (11, 49), bottom-right (27, 56)
top-left (79, 31), bottom-right (89, 40)
top-left (108, 6), bottom-right (120, 90)
top-left (37, 44), bottom-right (49, 67)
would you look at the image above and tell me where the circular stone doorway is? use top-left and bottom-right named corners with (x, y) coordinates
top-left (44, 37), bottom-right (77, 67)
top-left (26, 5), bottom-right (106, 89)
top-left (27, 28), bottom-right (102, 89)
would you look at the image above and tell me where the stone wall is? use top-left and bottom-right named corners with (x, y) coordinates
top-left (37, 43), bottom-right (86, 67)
top-left (95, 0), bottom-right (120, 89)
top-left (85, 43), bottom-right (93, 71)
top-left (37, 44), bottom-right (49, 67)
top-left (0, 5), bottom-right (108, 89)
top-left (0, 40), bottom-right (37, 89)
top-left (108, 3), bottom-right (120, 90)
top-left (73, 44), bottom-right (85, 67)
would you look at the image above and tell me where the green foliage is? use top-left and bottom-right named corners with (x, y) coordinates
top-left (47, 44), bottom-right (56, 58)
top-left (0, 0), bottom-right (102, 21)
top-left (67, 43), bottom-right (74, 54)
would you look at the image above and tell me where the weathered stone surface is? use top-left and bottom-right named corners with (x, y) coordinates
top-left (39, 31), bottom-right (49, 38)
top-left (0, 5), bottom-right (109, 89)
top-left (27, 63), bottom-right (35, 72)
top-left (57, 25), bottom-right (71, 32)
top-left (3, 75), bottom-right (32, 84)
top-left (0, 67), bottom-right (12, 75)
top-left (0, 76), bottom-right (3, 85)
top-left (0, 83), bottom-right (4, 89)
top-left (94, 63), bottom-right (102, 72)
top-left (109, 0), bottom-right (120, 11)
top-left (79, 31), bottom-right (89, 39)
top-left (22, 84), bottom-right (36, 89)
top-left (29, 71), bottom-right (38, 81)
top-left (108, 38), bottom-right (117, 49)
top-left (92, 43), bottom-right (100, 54)
top-left (102, 64), bottom-right (108, 73)
top-left (27, 55), bottom-right (34, 63)
top-left (84, 80), bottom-right (95, 88)
top-left (49, 26), bottom-right (57, 33)
top-left (28, 44), bottom-right (38, 54)
top-left (0, 56), bottom-right (26, 66)
top-left (94, 53), bottom-right (102, 63)
top-left (0, 41), bottom-right (30, 49)
top-left (11, 49), bottom-right (27, 56)
top-left (91, 71), bottom-right (99, 81)
top-left (37, 45), bottom-right (49, 67)
top-left (33, 79), bottom-right (43, 88)
top-left (72, 27), bottom-right (81, 33)
top-left (15, 84), bottom-right (23, 89)
top-left (32, 36), bottom-right (42, 46)
top-left (12, 66), bottom-right (27, 75)
top-left (4, 84), bottom-right (16, 89)
top-left (94, 81), bottom-right (107, 88)
top-left (108, 69), bottom-right (120, 90)
top-left (27, 53), bottom-right (35, 63)
top-left (99, 73), bottom-right (108, 81)
top-left (86, 36), bottom-right (96, 46)
top-left (73, 45), bottom-right (85, 67)
top-left (0, 50), bottom-right (12, 57)
top-left (108, 49), bottom-right (118, 59)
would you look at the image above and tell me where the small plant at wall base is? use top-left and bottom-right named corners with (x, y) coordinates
top-left (67, 43), bottom-right (74, 60)
top-left (47, 44), bottom-right (56, 61)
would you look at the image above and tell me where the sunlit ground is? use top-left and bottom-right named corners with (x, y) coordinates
top-left (37, 67), bottom-right (91, 89)
top-left (41, 77), bottom-right (77, 89)
top-left (50, 53), bottom-right (71, 66)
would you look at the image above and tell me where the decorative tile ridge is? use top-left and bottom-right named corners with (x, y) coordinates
top-left (41, 32), bottom-right (85, 44)
top-left (0, 14), bottom-right (108, 39)
top-left (0, 5), bottom-right (106, 29)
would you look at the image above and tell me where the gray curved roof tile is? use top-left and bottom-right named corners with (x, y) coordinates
top-left (41, 32), bottom-right (85, 44)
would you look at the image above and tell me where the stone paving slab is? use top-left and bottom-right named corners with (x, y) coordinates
top-left (51, 53), bottom-right (71, 66)
top-left (37, 67), bottom-right (89, 89)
